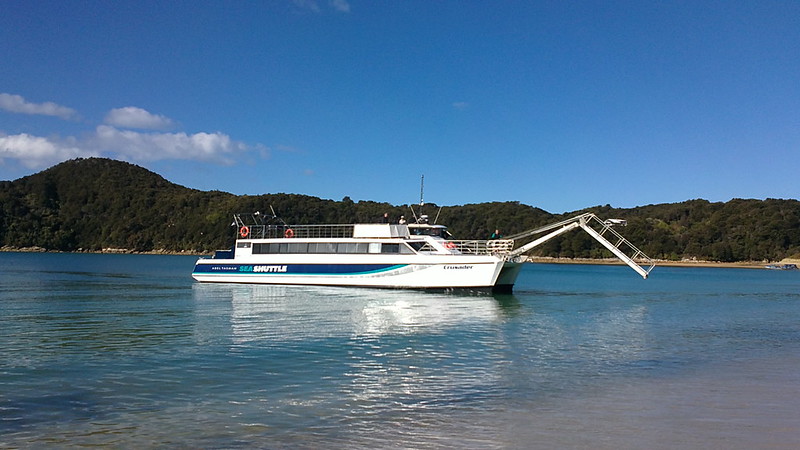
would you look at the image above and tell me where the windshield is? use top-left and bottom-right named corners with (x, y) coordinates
top-left (409, 225), bottom-right (448, 238)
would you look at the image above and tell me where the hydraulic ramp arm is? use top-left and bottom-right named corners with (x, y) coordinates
top-left (504, 213), bottom-right (655, 279)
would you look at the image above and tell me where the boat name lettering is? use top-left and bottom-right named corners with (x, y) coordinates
top-left (243, 265), bottom-right (289, 273)
top-left (444, 265), bottom-right (473, 270)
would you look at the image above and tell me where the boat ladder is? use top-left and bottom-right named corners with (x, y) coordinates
top-left (505, 213), bottom-right (655, 279)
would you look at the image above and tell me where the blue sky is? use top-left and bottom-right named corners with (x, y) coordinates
top-left (1, 1), bottom-right (798, 213)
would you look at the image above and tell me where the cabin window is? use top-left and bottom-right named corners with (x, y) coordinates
top-left (337, 243), bottom-right (369, 254)
top-left (309, 242), bottom-right (336, 253)
top-left (237, 242), bottom-right (251, 248)
top-left (253, 242), bottom-right (376, 254)
top-left (427, 228), bottom-right (446, 238)
top-left (409, 227), bottom-right (447, 238)
top-left (288, 243), bottom-right (308, 253)
top-left (407, 242), bottom-right (425, 252)
top-left (381, 243), bottom-right (399, 254)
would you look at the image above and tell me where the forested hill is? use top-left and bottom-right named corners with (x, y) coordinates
top-left (1, 157), bottom-right (799, 262)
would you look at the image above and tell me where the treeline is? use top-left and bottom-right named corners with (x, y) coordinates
top-left (1, 158), bottom-right (799, 262)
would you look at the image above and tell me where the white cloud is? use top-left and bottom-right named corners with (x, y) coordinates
top-left (330, 0), bottom-right (350, 13)
top-left (0, 93), bottom-right (78, 120)
top-left (292, 0), bottom-right (349, 13)
top-left (104, 106), bottom-right (175, 130)
top-left (292, 0), bottom-right (321, 12)
top-left (92, 125), bottom-right (248, 165)
top-left (0, 98), bottom-right (266, 170)
top-left (0, 126), bottom-right (255, 170)
top-left (0, 133), bottom-right (97, 168)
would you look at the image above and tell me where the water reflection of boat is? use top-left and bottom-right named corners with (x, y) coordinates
top-left (189, 281), bottom-right (656, 418)
top-left (192, 283), bottom-right (511, 343)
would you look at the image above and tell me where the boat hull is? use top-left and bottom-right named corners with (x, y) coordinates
top-left (492, 261), bottom-right (524, 293)
top-left (192, 254), bottom-right (506, 289)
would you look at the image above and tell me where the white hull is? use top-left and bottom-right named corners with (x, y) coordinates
top-left (494, 261), bottom-right (524, 293)
top-left (193, 253), bottom-right (506, 289)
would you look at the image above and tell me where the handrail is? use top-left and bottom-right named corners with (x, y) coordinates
top-left (415, 239), bottom-right (515, 255)
top-left (578, 214), bottom-right (655, 279)
top-left (504, 213), bottom-right (594, 241)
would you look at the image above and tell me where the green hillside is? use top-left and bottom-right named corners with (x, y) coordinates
top-left (1, 158), bottom-right (799, 262)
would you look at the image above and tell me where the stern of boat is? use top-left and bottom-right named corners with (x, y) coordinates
top-left (492, 261), bottom-right (523, 293)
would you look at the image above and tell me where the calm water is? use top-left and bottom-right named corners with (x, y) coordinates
top-left (1, 252), bottom-right (799, 449)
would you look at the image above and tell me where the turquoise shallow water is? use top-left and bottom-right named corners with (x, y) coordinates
top-left (1, 252), bottom-right (799, 448)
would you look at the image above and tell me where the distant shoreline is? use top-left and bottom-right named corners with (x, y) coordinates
top-left (3, 246), bottom-right (791, 269)
top-left (0, 246), bottom-right (206, 256)
top-left (524, 256), bottom-right (778, 270)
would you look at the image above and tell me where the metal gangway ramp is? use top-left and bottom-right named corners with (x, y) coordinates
top-left (504, 213), bottom-right (656, 279)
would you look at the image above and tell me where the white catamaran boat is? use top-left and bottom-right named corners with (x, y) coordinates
top-left (192, 211), bottom-right (655, 292)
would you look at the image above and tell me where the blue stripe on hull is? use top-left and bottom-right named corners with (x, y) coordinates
top-left (193, 263), bottom-right (407, 276)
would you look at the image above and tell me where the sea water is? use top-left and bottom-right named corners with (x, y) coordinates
top-left (1, 252), bottom-right (798, 448)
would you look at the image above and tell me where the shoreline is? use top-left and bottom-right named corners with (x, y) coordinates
top-left (0, 246), bottom-right (207, 256)
top-left (524, 256), bottom-right (780, 270)
top-left (3, 246), bottom-right (793, 269)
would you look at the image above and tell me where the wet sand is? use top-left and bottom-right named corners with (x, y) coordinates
top-left (494, 352), bottom-right (800, 449)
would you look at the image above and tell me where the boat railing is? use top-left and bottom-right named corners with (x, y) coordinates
top-left (239, 224), bottom-right (355, 239)
top-left (459, 239), bottom-right (515, 255)
top-left (233, 212), bottom-right (357, 239)
top-left (418, 239), bottom-right (515, 255)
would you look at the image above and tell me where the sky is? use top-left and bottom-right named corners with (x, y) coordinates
top-left (1, 0), bottom-right (798, 213)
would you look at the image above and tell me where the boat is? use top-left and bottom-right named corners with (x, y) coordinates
top-left (192, 210), bottom-right (655, 292)
top-left (192, 212), bottom-right (518, 291)
top-left (765, 263), bottom-right (798, 270)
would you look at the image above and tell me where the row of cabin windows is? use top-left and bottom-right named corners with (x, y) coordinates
top-left (251, 242), bottom-right (419, 255)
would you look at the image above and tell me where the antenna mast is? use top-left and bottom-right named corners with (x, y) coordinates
top-left (419, 174), bottom-right (425, 207)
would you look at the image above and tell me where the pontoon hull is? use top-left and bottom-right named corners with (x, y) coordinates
top-left (492, 261), bottom-right (524, 293)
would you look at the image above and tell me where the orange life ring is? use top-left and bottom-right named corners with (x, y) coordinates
top-left (445, 241), bottom-right (456, 249)
top-left (284, 228), bottom-right (295, 238)
top-left (239, 226), bottom-right (250, 238)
